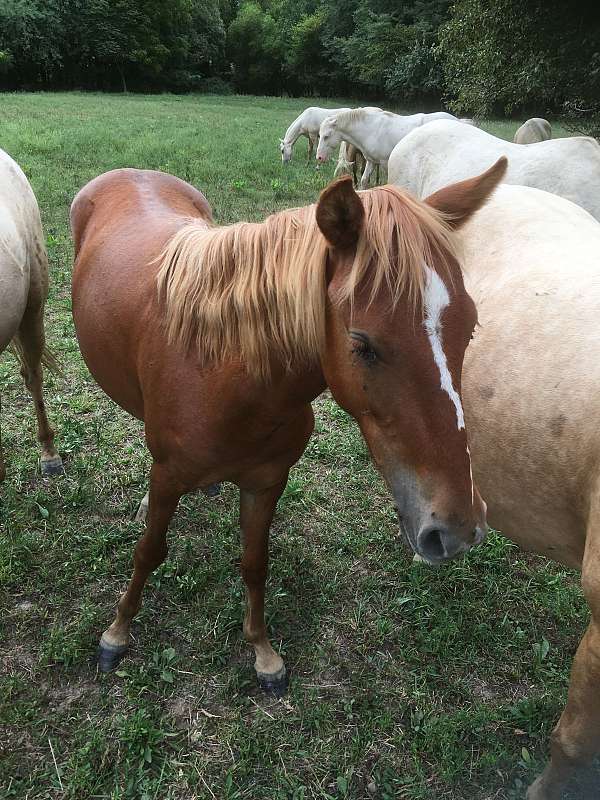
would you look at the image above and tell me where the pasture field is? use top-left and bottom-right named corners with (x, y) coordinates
top-left (0, 93), bottom-right (585, 800)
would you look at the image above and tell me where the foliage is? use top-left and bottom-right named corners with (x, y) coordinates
top-left (0, 0), bottom-right (598, 136)
top-left (439, 0), bottom-right (600, 135)
top-left (227, 1), bottom-right (283, 94)
top-left (0, 0), bottom-right (226, 91)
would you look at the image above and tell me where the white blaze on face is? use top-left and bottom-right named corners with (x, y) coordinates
top-left (423, 266), bottom-right (465, 431)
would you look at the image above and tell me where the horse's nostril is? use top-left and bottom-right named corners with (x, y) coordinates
top-left (418, 527), bottom-right (446, 561)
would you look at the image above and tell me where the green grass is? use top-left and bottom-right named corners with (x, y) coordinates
top-left (0, 92), bottom-right (586, 799)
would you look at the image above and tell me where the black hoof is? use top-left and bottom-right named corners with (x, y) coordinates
top-left (257, 667), bottom-right (288, 697)
top-left (201, 482), bottom-right (221, 498)
top-left (97, 639), bottom-right (128, 672)
top-left (41, 456), bottom-right (64, 476)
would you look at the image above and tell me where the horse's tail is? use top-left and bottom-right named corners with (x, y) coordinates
top-left (334, 141), bottom-right (354, 178)
top-left (9, 337), bottom-right (63, 375)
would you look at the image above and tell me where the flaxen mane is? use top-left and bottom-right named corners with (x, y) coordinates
top-left (156, 185), bottom-right (457, 379)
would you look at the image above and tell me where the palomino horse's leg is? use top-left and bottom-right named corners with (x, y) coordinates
top-left (15, 305), bottom-right (63, 476)
top-left (98, 464), bottom-right (182, 671)
top-left (307, 136), bottom-right (315, 167)
top-left (239, 477), bottom-right (288, 695)
top-left (359, 160), bottom-right (375, 191)
top-left (527, 518), bottom-right (600, 799)
top-left (0, 393), bottom-right (5, 482)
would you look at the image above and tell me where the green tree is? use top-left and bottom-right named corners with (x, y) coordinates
top-left (439, 0), bottom-right (600, 135)
top-left (227, 1), bottom-right (283, 93)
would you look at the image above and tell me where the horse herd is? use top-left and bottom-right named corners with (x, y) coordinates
top-left (3, 100), bottom-right (600, 798)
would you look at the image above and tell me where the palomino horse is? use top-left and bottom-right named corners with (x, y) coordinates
top-left (334, 142), bottom-right (380, 188)
top-left (70, 161), bottom-right (505, 693)
top-left (0, 148), bottom-right (62, 480)
top-left (452, 184), bottom-right (600, 798)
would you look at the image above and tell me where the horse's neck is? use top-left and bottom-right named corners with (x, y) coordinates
top-left (340, 113), bottom-right (389, 162)
top-left (284, 118), bottom-right (304, 145)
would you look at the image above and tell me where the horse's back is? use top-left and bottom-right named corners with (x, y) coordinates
top-left (514, 117), bottom-right (552, 144)
top-left (389, 120), bottom-right (600, 220)
top-left (459, 185), bottom-right (600, 564)
top-left (71, 169), bottom-right (212, 419)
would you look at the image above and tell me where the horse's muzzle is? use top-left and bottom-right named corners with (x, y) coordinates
top-left (416, 522), bottom-right (486, 564)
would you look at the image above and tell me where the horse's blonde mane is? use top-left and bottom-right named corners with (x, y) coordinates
top-left (156, 185), bottom-right (457, 380)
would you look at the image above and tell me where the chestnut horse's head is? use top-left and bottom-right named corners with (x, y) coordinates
top-left (316, 160), bottom-right (507, 564)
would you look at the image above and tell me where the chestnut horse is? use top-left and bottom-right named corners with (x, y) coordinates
top-left (70, 161), bottom-right (505, 693)
top-left (0, 148), bottom-right (62, 481)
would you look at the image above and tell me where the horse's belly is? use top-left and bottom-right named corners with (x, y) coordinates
top-left (72, 270), bottom-right (145, 420)
top-left (462, 322), bottom-right (590, 569)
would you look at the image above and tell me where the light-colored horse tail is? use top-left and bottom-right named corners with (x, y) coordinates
top-left (334, 141), bottom-right (354, 178)
top-left (9, 338), bottom-right (62, 375)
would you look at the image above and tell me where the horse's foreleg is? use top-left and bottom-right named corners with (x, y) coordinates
top-left (15, 305), bottom-right (62, 476)
top-left (98, 464), bottom-right (182, 671)
top-left (239, 476), bottom-right (288, 694)
top-left (527, 522), bottom-right (600, 800)
top-left (306, 136), bottom-right (315, 167)
top-left (360, 160), bottom-right (375, 190)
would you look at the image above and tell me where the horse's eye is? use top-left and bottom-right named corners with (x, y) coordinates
top-left (350, 332), bottom-right (378, 364)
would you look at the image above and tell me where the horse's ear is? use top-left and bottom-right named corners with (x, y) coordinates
top-left (424, 157), bottom-right (507, 229)
top-left (316, 176), bottom-right (364, 250)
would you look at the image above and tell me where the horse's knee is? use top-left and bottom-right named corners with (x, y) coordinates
top-left (240, 564), bottom-right (267, 589)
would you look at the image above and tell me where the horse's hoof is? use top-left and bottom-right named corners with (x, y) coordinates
top-left (41, 456), bottom-right (64, 476)
top-left (201, 483), bottom-right (221, 498)
top-left (526, 775), bottom-right (559, 800)
top-left (256, 666), bottom-right (288, 696)
top-left (97, 637), bottom-right (128, 672)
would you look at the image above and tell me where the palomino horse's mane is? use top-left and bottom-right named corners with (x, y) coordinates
top-left (156, 185), bottom-right (457, 379)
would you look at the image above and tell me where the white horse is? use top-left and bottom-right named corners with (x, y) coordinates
top-left (389, 119), bottom-right (600, 221)
top-left (514, 117), bottom-right (552, 144)
top-left (279, 106), bottom-right (351, 164)
top-left (316, 108), bottom-right (460, 189)
top-left (0, 148), bottom-right (62, 479)
top-left (445, 182), bottom-right (600, 799)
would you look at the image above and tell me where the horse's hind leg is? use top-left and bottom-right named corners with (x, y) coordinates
top-left (527, 515), bottom-right (600, 799)
top-left (0, 393), bottom-right (6, 482)
top-left (98, 463), bottom-right (182, 671)
top-left (239, 476), bottom-right (288, 695)
top-left (15, 304), bottom-right (62, 475)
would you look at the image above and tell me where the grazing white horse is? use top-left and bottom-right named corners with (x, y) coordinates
top-left (0, 148), bottom-right (62, 479)
top-left (514, 117), bottom-right (552, 144)
top-left (316, 108), bottom-right (459, 189)
top-left (448, 182), bottom-right (600, 799)
top-left (279, 106), bottom-right (351, 164)
top-left (389, 119), bottom-right (600, 221)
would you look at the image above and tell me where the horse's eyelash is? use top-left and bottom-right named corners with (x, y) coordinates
top-left (352, 340), bottom-right (378, 363)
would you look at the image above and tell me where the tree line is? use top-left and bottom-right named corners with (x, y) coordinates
top-left (0, 1), bottom-right (598, 133)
